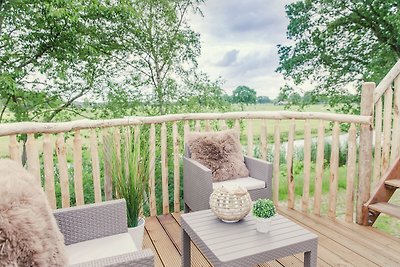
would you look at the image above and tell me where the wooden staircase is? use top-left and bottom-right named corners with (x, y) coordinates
top-left (363, 157), bottom-right (400, 225)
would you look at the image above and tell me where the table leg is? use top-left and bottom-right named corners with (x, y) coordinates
top-left (182, 228), bottom-right (191, 267)
top-left (304, 248), bottom-right (317, 267)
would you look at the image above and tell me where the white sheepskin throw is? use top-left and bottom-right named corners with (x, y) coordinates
top-left (0, 159), bottom-right (67, 266)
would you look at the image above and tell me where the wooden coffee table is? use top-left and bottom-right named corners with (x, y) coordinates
top-left (181, 209), bottom-right (318, 267)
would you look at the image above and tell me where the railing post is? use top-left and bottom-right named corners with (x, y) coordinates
top-left (357, 82), bottom-right (375, 224)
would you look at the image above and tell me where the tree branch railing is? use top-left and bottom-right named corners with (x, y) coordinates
top-left (1, 110), bottom-right (373, 224)
top-left (374, 59), bottom-right (400, 103)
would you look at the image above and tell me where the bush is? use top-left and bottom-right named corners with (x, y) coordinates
top-left (253, 199), bottom-right (276, 218)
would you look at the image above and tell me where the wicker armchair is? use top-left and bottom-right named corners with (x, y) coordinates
top-left (53, 199), bottom-right (154, 267)
top-left (183, 147), bottom-right (273, 212)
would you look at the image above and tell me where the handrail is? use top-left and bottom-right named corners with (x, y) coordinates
top-left (374, 59), bottom-right (400, 103)
top-left (0, 111), bottom-right (372, 136)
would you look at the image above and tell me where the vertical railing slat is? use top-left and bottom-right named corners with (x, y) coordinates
top-left (234, 119), bottom-right (240, 131)
top-left (173, 122), bottom-right (180, 212)
top-left (302, 119), bottom-right (311, 212)
top-left (184, 120), bottom-right (190, 144)
top-left (134, 125), bottom-right (140, 155)
top-left (90, 129), bottom-right (102, 203)
top-left (345, 123), bottom-right (357, 223)
top-left (26, 133), bottom-right (41, 185)
top-left (287, 119), bottom-right (295, 209)
top-left (133, 125), bottom-right (143, 217)
top-left (313, 120), bottom-right (325, 215)
top-left (114, 127), bottom-right (121, 164)
top-left (9, 134), bottom-right (21, 164)
top-left (102, 129), bottom-right (113, 201)
top-left (247, 119), bottom-right (253, 157)
top-left (260, 120), bottom-right (267, 161)
top-left (124, 128), bottom-right (131, 180)
top-left (328, 122), bottom-right (340, 218)
top-left (381, 87), bottom-right (393, 174)
top-left (205, 120), bottom-right (211, 131)
top-left (43, 133), bottom-right (56, 209)
top-left (357, 82), bottom-right (374, 225)
top-left (56, 133), bottom-right (70, 208)
top-left (219, 120), bottom-right (228, 130)
top-left (391, 75), bottom-right (400, 163)
top-left (149, 124), bottom-right (157, 216)
top-left (273, 120), bottom-right (280, 206)
top-left (195, 120), bottom-right (201, 132)
top-left (373, 99), bottom-right (383, 185)
top-left (73, 130), bottom-right (84, 206)
top-left (161, 122), bottom-right (169, 214)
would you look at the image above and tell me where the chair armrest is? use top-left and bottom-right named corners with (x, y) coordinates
top-left (244, 156), bottom-right (273, 196)
top-left (70, 249), bottom-right (154, 267)
top-left (53, 199), bottom-right (127, 245)
top-left (183, 157), bottom-right (213, 211)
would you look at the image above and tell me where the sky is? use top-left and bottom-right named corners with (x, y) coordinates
top-left (189, 0), bottom-right (295, 99)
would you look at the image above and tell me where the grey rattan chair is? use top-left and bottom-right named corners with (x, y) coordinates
top-left (183, 146), bottom-right (273, 212)
top-left (53, 199), bottom-right (154, 267)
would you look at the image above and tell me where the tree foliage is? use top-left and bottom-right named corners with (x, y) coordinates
top-left (0, 0), bottom-right (226, 122)
top-left (257, 96), bottom-right (272, 104)
top-left (102, 0), bottom-right (211, 115)
top-left (0, 0), bottom-right (120, 122)
top-left (232, 85), bottom-right (257, 110)
top-left (277, 0), bottom-right (400, 114)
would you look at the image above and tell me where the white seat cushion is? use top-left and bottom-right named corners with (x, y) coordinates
top-left (66, 233), bottom-right (137, 265)
top-left (213, 177), bottom-right (265, 191)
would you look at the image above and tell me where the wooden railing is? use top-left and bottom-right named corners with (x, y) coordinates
top-left (373, 61), bottom-right (400, 183)
top-left (358, 59), bottom-right (400, 223)
top-left (0, 110), bottom-right (372, 223)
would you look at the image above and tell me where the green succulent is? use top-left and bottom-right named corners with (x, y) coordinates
top-left (253, 199), bottom-right (276, 219)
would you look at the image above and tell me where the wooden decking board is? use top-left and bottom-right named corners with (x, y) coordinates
top-left (278, 208), bottom-right (378, 267)
top-left (276, 255), bottom-right (304, 267)
top-left (305, 212), bottom-right (400, 259)
top-left (278, 208), bottom-right (392, 266)
top-left (158, 214), bottom-right (212, 267)
top-left (369, 202), bottom-right (400, 219)
top-left (326, 217), bottom-right (400, 253)
top-left (143, 230), bottom-right (164, 267)
top-left (144, 210), bottom-right (399, 266)
top-left (145, 216), bottom-right (181, 267)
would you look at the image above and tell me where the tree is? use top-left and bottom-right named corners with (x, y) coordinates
top-left (277, 0), bottom-right (400, 114)
top-left (232, 85), bottom-right (257, 110)
top-left (289, 92), bottom-right (302, 105)
top-left (257, 96), bottom-right (272, 104)
top-left (0, 0), bottom-right (125, 122)
top-left (104, 0), bottom-right (207, 115)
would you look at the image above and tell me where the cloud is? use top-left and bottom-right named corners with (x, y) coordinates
top-left (216, 49), bottom-right (240, 67)
top-left (189, 0), bottom-right (298, 98)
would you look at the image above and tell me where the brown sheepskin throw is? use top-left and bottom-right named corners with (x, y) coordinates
top-left (187, 129), bottom-right (249, 182)
top-left (0, 159), bottom-right (67, 267)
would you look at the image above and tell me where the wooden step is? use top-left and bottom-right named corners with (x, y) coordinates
top-left (385, 179), bottom-right (400, 188)
top-left (368, 202), bottom-right (400, 219)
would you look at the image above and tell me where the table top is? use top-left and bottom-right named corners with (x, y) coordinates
top-left (181, 209), bottom-right (318, 263)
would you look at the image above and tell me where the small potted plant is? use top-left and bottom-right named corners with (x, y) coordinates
top-left (252, 199), bottom-right (276, 233)
top-left (106, 128), bottom-right (149, 248)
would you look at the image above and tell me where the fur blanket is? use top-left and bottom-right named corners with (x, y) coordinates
top-left (0, 159), bottom-right (67, 266)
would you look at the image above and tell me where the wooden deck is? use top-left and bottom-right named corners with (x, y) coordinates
top-left (143, 207), bottom-right (400, 267)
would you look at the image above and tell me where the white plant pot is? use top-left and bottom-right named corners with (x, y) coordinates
top-left (254, 216), bottom-right (272, 233)
top-left (128, 217), bottom-right (145, 249)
